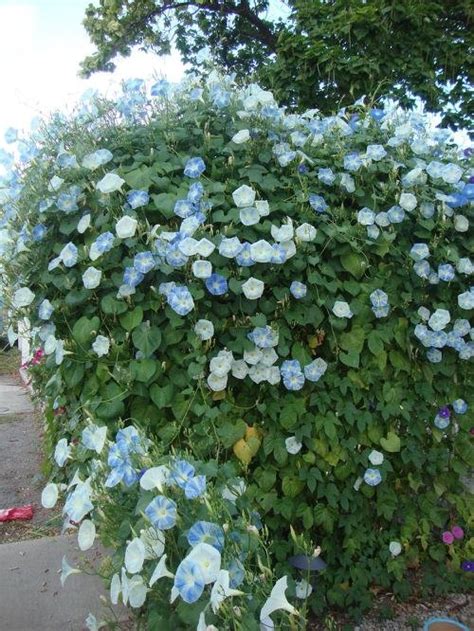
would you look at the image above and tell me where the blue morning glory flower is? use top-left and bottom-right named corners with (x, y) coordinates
top-left (298, 164), bottom-right (309, 175)
top-left (134, 251), bottom-right (155, 274)
top-left (453, 319), bottom-right (470, 337)
top-left (184, 157), bottom-right (206, 178)
top-left (150, 79), bottom-right (170, 97)
top-left (32, 224), bottom-right (47, 241)
top-left (304, 358), bottom-right (328, 382)
top-left (95, 232), bottom-right (114, 253)
top-left (168, 286), bottom-right (194, 316)
top-left (106, 445), bottom-right (138, 487)
top-left (343, 152), bottom-right (362, 172)
top-left (170, 460), bottom-right (195, 489)
top-left (185, 475), bottom-right (207, 499)
top-left (426, 348), bottom-right (442, 363)
top-left (235, 243), bottom-right (255, 267)
top-left (410, 243), bottom-right (430, 261)
top-left (123, 266), bottom-right (144, 287)
top-left (372, 305), bottom-right (390, 318)
top-left (205, 273), bottom-right (228, 296)
top-left (227, 559), bottom-right (245, 588)
top-left (283, 372), bottom-right (305, 391)
top-left (290, 281), bottom-right (307, 299)
top-left (127, 190), bottom-right (149, 209)
top-left (212, 89), bottom-right (230, 108)
top-left (318, 167), bottom-right (336, 185)
top-left (248, 326), bottom-right (279, 348)
top-left (4, 127), bottom-right (17, 144)
top-left (369, 289), bottom-right (388, 308)
top-left (174, 199), bottom-right (196, 218)
top-left (145, 496), bottom-right (177, 530)
top-left (280, 360), bottom-right (303, 378)
top-left (57, 152), bottom-right (78, 169)
top-left (123, 78), bottom-right (144, 92)
top-left (370, 108), bottom-right (385, 122)
top-left (38, 299), bottom-right (54, 320)
top-left (187, 521), bottom-right (225, 551)
top-left (57, 191), bottom-right (79, 213)
top-left (434, 413), bottom-right (450, 429)
top-left (173, 557), bottom-right (205, 603)
top-left (357, 208), bottom-right (375, 226)
top-left (366, 144), bottom-right (387, 161)
top-left (60, 242), bottom-right (78, 267)
top-left (187, 182), bottom-right (204, 203)
top-left (309, 193), bottom-right (328, 213)
top-left (166, 245), bottom-right (188, 268)
top-left (116, 426), bottom-right (144, 455)
top-left (271, 244), bottom-right (287, 264)
top-left (387, 205), bottom-right (405, 224)
top-left (363, 468), bottom-right (382, 486)
top-left (438, 264), bottom-right (455, 282)
top-left (452, 399), bottom-right (467, 414)
top-left (413, 260), bottom-right (431, 279)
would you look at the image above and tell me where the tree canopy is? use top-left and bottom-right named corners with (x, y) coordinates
top-left (80, 0), bottom-right (473, 130)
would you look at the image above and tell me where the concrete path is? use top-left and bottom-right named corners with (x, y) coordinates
top-left (0, 534), bottom-right (128, 631)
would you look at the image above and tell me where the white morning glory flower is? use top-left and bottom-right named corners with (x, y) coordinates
top-left (96, 172), bottom-right (125, 193)
top-left (219, 237), bottom-right (243, 258)
top-left (38, 299), bottom-right (54, 320)
top-left (271, 220), bottom-right (294, 242)
top-left (441, 163), bottom-right (463, 184)
top-left (410, 243), bottom-right (430, 261)
top-left (399, 192), bottom-right (417, 212)
top-left (295, 223), bottom-right (317, 241)
top-left (260, 576), bottom-right (297, 628)
top-left (192, 260), bottom-right (212, 279)
top-left (194, 319), bottom-right (214, 341)
top-left (149, 554), bottom-right (174, 586)
top-left (242, 277), bottom-right (264, 299)
top-left (250, 239), bottom-right (274, 263)
top-left (77, 214), bottom-right (91, 234)
top-left (285, 436), bottom-right (302, 454)
top-left (116, 215), bottom-right (138, 239)
top-left (295, 579), bottom-right (313, 599)
top-left (232, 184), bottom-right (256, 208)
top-left (185, 542), bottom-right (221, 584)
top-left (178, 237), bottom-right (199, 256)
top-left (128, 575), bottom-right (148, 608)
top-left (209, 350), bottom-right (234, 377)
top-left (82, 148), bottom-right (113, 170)
top-left (82, 267), bottom-right (102, 289)
top-left (454, 215), bottom-right (469, 232)
top-left (92, 335), bottom-right (110, 357)
top-left (195, 238), bottom-right (216, 257)
top-left (249, 363), bottom-right (270, 384)
top-left (231, 360), bottom-right (249, 379)
top-left (60, 556), bottom-right (81, 587)
top-left (12, 287), bottom-right (35, 308)
top-left (140, 466), bottom-right (170, 493)
top-left (125, 538), bottom-right (146, 574)
top-left (207, 372), bottom-right (228, 391)
top-left (140, 527), bottom-right (165, 560)
top-left (210, 569), bottom-right (243, 613)
top-left (332, 300), bottom-right (353, 318)
top-left (389, 541), bottom-right (402, 556)
top-left (428, 308), bottom-right (451, 331)
top-left (54, 438), bottom-right (71, 467)
top-left (240, 207), bottom-right (260, 226)
top-left (110, 573), bottom-right (121, 605)
top-left (78, 520), bottom-right (96, 551)
top-left (368, 450), bottom-right (384, 465)
top-left (41, 482), bottom-right (59, 508)
top-left (232, 129), bottom-right (250, 144)
top-left (366, 144), bottom-right (387, 161)
top-left (255, 200), bottom-right (270, 216)
top-left (48, 175), bottom-right (64, 191)
top-left (357, 207), bottom-right (375, 225)
top-left (81, 424), bottom-right (107, 454)
top-left (458, 290), bottom-right (474, 310)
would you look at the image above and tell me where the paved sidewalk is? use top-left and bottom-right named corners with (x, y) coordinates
top-left (0, 534), bottom-right (127, 631)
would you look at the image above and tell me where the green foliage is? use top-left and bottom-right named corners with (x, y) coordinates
top-left (80, 0), bottom-right (474, 130)
top-left (1, 77), bottom-right (472, 619)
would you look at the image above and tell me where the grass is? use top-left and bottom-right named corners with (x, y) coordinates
top-left (0, 346), bottom-right (20, 375)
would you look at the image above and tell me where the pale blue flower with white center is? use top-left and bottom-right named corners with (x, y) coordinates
top-left (370, 289), bottom-right (388, 308)
top-left (434, 413), bottom-right (450, 429)
top-left (38, 198), bottom-right (54, 212)
top-left (184, 157), bottom-right (206, 178)
top-left (426, 348), bottom-right (442, 363)
top-left (81, 424), bottom-right (107, 454)
top-left (54, 438), bottom-right (71, 467)
top-left (228, 559), bottom-right (245, 588)
top-left (270, 243), bottom-right (287, 264)
top-left (458, 290), bottom-right (474, 310)
top-left (290, 281), bottom-right (307, 299)
top-left (453, 399), bottom-right (468, 414)
top-left (358, 207), bottom-right (375, 225)
top-left (116, 426), bottom-right (143, 455)
top-left (158, 281), bottom-right (176, 297)
top-left (248, 326), bottom-right (279, 348)
top-left (367, 225), bottom-right (380, 239)
top-left (232, 184), bottom-right (256, 208)
top-left (185, 542), bottom-right (221, 584)
top-left (399, 192), bottom-right (417, 212)
top-left (166, 245), bottom-right (188, 268)
top-left (438, 264), bottom-right (455, 282)
top-left (32, 224), bottom-right (46, 241)
top-left (363, 468), bottom-right (382, 486)
top-left (242, 277), bottom-right (264, 299)
top-left (332, 300), bottom-right (353, 318)
top-left (106, 446), bottom-right (137, 487)
top-left (410, 243), bottom-right (430, 261)
top-left (441, 163), bottom-right (463, 184)
top-left (240, 206), bottom-right (260, 226)
top-left (180, 215), bottom-right (203, 237)
top-left (283, 372), bottom-right (305, 390)
top-left (459, 342), bottom-right (474, 360)
top-left (366, 144), bottom-right (387, 161)
top-left (419, 202), bottom-right (435, 219)
top-left (170, 459), bottom-right (195, 489)
top-left (430, 331), bottom-right (447, 348)
top-left (428, 309), bottom-right (450, 331)
top-left (194, 319), bottom-right (214, 341)
top-left (187, 182), bottom-right (204, 203)
top-left (453, 319), bottom-right (470, 336)
top-left (280, 359), bottom-right (302, 379)
top-left (219, 237), bottom-right (243, 258)
top-left (38, 299), bottom-right (54, 320)
top-left (123, 267), bottom-right (144, 288)
top-left (94, 231), bottom-right (114, 254)
top-left (133, 251), bottom-right (155, 274)
top-left (177, 237), bottom-right (199, 256)
top-left (82, 148), bottom-right (113, 170)
top-left (150, 79), bottom-right (170, 96)
top-left (387, 205), bottom-right (405, 223)
top-left (192, 260), bottom-right (212, 279)
top-left (185, 475), bottom-right (207, 499)
top-left (304, 358), bottom-right (328, 382)
top-left (189, 87), bottom-right (203, 101)
top-left (57, 152), bottom-right (78, 169)
top-left (309, 193), bottom-right (328, 213)
top-left (235, 243), bottom-right (255, 267)
top-left (57, 191), bottom-right (79, 213)
top-left (174, 199), bottom-right (196, 218)
top-left (213, 89), bottom-right (230, 108)
top-left (373, 305), bottom-right (390, 318)
top-left (205, 273), bottom-right (228, 296)
top-left (127, 190), bottom-right (149, 209)
top-left (168, 286), bottom-right (194, 316)
top-left (187, 521), bottom-right (225, 551)
top-left (82, 267), bottom-right (102, 290)
top-left (145, 496), bottom-right (177, 530)
top-left (446, 332), bottom-right (464, 350)
top-left (194, 238), bottom-right (215, 257)
top-left (340, 172), bottom-right (355, 192)
top-left (457, 257), bottom-right (473, 275)
top-left (250, 239), bottom-right (274, 263)
top-left (344, 152), bottom-right (362, 171)
top-left (318, 167), bottom-right (335, 185)
top-left (60, 242), bottom-right (78, 267)
top-left (413, 260), bottom-right (431, 279)
top-left (173, 557), bottom-right (205, 603)
top-left (64, 483), bottom-right (94, 522)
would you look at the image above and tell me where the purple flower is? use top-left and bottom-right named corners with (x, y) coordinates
top-left (438, 406), bottom-right (451, 419)
top-left (451, 526), bottom-right (464, 540)
top-left (461, 560), bottom-right (474, 572)
top-left (442, 531), bottom-right (454, 544)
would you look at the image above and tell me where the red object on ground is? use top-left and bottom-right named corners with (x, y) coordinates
top-left (0, 505), bottom-right (34, 522)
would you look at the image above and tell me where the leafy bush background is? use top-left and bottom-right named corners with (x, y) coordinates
top-left (1, 77), bottom-right (473, 617)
